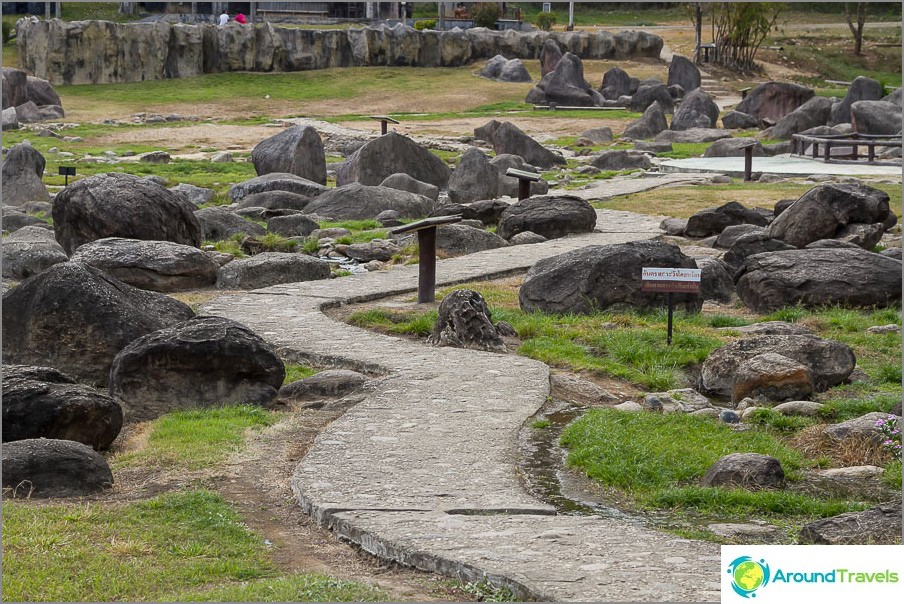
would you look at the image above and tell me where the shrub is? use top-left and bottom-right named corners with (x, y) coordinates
top-left (2, 21), bottom-right (12, 45)
top-left (471, 2), bottom-right (501, 29)
top-left (413, 19), bottom-right (436, 30)
top-left (534, 12), bottom-right (557, 31)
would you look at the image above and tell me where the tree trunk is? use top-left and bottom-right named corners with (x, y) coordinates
top-left (694, 3), bottom-right (703, 63)
top-left (844, 2), bottom-right (869, 56)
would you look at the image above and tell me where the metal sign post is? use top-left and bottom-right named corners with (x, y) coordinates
top-left (391, 215), bottom-right (463, 303)
top-left (505, 167), bottom-right (541, 201)
top-left (369, 115), bottom-right (400, 135)
top-left (58, 166), bottom-right (76, 186)
top-left (641, 268), bottom-right (702, 345)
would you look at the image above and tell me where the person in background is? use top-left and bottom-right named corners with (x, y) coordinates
top-left (235, 12), bottom-right (247, 24)
top-left (218, 10), bottom-right (229, 25)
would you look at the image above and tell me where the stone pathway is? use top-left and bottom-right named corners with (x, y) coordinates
top-left (200, 206), bottom-right (722, 601)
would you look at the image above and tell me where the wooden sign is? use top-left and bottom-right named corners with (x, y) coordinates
top-left (641, 268), bottom-right (701, 294)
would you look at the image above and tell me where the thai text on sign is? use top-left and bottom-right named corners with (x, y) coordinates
top-left (641, 267), bottom-right (701, 293)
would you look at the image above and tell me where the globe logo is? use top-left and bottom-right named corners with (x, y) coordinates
top-left (727, 556), bottom-right (771, 598)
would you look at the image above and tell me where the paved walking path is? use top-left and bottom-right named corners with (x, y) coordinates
top-left (200, 204), bottom-right (722, 601)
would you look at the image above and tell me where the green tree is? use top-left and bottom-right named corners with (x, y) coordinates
top-left (471, 2), bottom-right (501, 29)
top-left (844, 2), bottom-right (869, 56)
top-left (713, 2), bottom-right (784, 72)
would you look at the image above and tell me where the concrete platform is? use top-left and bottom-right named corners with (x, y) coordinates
top-left (661, 154), bottom-right (903, 178)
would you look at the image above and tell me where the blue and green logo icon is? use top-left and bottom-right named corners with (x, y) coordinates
top-left (727, 556), bottom-right (771, 598)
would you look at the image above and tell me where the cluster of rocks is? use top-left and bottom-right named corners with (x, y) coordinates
top-left (478, 55), bottom-right (531, 83)
top-left (2, 67), bottom-right (64, 131)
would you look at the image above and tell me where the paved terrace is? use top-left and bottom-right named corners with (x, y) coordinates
top-left (201, 176), bottom-right (722, 601)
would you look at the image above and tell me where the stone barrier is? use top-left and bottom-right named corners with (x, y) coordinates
top-left (16, 17), bottom-right (663, 85)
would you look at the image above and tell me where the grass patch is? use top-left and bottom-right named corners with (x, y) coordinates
top-left (347, 308), bottom-right (437, 337)
top-left (283, 363), bottom-right (318, 385)
top-left (179, 574), bottom-right (387, 602)
top-left (649, 487), bottom-right (869, 517)
top-left (112, 406), bottom-right (277, 471)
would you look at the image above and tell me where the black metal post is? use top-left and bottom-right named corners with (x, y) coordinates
top-left (518, 178), bottom-right (531, 201)
top-left (743, 146), bottom-right (753, 182)
top-left (667, 292), bottom-right (674, 346)
top-left (417, 227), bottom-right (437, 303)
top-left (381, 119), bottom-right (388, 135)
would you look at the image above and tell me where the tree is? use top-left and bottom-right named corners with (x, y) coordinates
top-left (713, 2), bottom-right (784, 72)
top-left (844, 2), bottom-right (869, 56)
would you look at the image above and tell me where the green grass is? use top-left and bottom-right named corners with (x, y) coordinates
top-left (348, 308), bottom-right (437, 337)
top-left (320, 220), bottom-right (382, 231)
top-left (112, 406), bottom-right (277, 471)
top-left (1, 490), bottom-right (385, 602)
top-left (336, 230), bottom-right (390, 245)
top-left (284, 363), bottom-right (318, 385)
top-left (648, 487), bottom-right (870, 517)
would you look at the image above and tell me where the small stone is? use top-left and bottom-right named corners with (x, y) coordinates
top-left (719, 409), bottom-right (740, 424)
top-left (613, 401), bottom-right (643, 412)
top-left (866, 324), bottom-right (900, 334)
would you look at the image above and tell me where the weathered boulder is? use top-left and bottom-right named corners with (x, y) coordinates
top-left (490, 154), bottom-right (550, 197)
top-left (600, 66), bottom-right (631, 99)
top-left (703, 138), bottom-right (765, 158)
top-left (530, 52), bottom-right (596, 107)
top-left (2, 438), bottom-right (113, 498)
top-left (764, 95), bottom-right (834, 140)
top-left (474, 118), bottom-right (503, 143)
top-left (799, 501), bottom-right (901, 545)
top-left (737, 248), bottom-right (901, 312)
top-left (266, 214), bottom-right (319, 237)
top-left (448, 148), bottom-right (499, 203)
top-left (435, 224), bottom-right (508, 257)
top-left (717, 321), bottom-right (814, 337)
top-left (25, 75), bottom-right (63, 107)
top-left (304, 183), bottom-right (434, 220)
top-left (768, 183), bottom-right (892, 248)
top-left (685, 201), bottom-right (770, 238)
top-left (337, 131), bottom-right (450, 188)
top-left (699, 334), bottom-right (855, 397)
top-left (2, 364), bottom-right (122, 450)
top-left (2, 67), bottom-right (29, 107)
top-left (630, 83), bottom-right (673, 113)
top-left (590, 150), bottom-right (651, 171)
top-left (489, 122), bottom-right (566, 169)
top-left (623, 100), bottom-right (668, 140)
top-left (834, 222), bottom-right (885, 250)
top-left (194, 206), bottom-right (267, 241)
top-left (667, 54), bottom-right (700, 94)
top-left (2, 106), bottom-right (19, 130)
top-left (461, 199), bottom-right (511, 225)
top-left (735, 81), bottom-right (814, 121)
top-left (660, 217), bottom-right (687, 235)
top-left (850, 100), bottom-right (903, 135)
top-left (53, 173), bottom-right (202, 255)
top-left (235, 190), bottom-right (312, 211)
top-left (832, 76), bottom-right (884, 125)
top-left (427, 289), bottom-right (506, 353)
top-left (479, 54), bottom-right (507, 79)
top-left (695, 257), bottom-right (734, 303)
top-left (251, 125), bottom-right (326, 185)
top-left (498, 58), bottom-right (531, 82)
top-left (497, 195), bottom-right (596, 241)
top-left (170, 183), bottom-right (216, 207)
top-left (731, 352), bottom-right (814, 403)
top-left (228, 173), bottom-right (327, 202)
top-left (380, 173), bottom-right (439, 201)
top-left (577, 126), bottom-right (614, 144)
top-left (520, 241), bottom-right (702, 315)
top-left (713, 224), bottom-right (768, 249)
top-left (2, 225), bottom-right (68, 279)
top-left (721, 110), bottom-right (760, 130)
top-left (279, 369), bottom-right (368, 401)
top-left (670, 88), bottom-right (719, 130)
top-left (215, 247), bottom-right (326, 285)
top-left (655, 128), bottom-right (731, 143)
top-left (540, 39), bottom-right (563, 77)
top-left (343, 239), bottom-right (400, 262)
top-left (1, 141), bottom-right (50, 207)
top-left (722, 233), bottom-right (797, 279)
top-left (70, 237), bottom-right (219, 292)
top-left (702, 453), bottom-right (785, 490)
top-left (109, 316), bottom-right (285, 422)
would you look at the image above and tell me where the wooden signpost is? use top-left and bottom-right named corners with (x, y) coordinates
top-left (641, 268), bottom-right (702, 345)
top-left (369, 115), bottom-right (400, 135)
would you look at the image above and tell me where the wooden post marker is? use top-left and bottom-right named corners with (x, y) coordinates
top-left (505, 167), bottom-right (541, 201)
top-left (641, 268), bottom-right (701, 345)
top-left (740, 141), bottom-right (757, 182)
top-left (58, 166), bottom-right (76, 186)
top-left (369, 115), bottom-right (400, 135)
top-left (391, 215), bottom-right (462, 303)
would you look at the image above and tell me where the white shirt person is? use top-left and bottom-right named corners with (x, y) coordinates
top-left (218, 11), bottom-right (229, 25)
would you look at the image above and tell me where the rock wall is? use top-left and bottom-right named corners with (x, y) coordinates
top-left (16, 17), bottom-right (663, 85)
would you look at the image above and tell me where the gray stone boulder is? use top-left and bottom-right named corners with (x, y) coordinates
top-left (850, 100), bottom-right (902, 135)
top-left (834, 222), bottom-right (885, 250)
top-left (2, 364), bottom-right (122, 450)
top-left (772, 400), bottom-right (824, 417)
top-left (2, 225), bottom-right (68, 279)
top-left (721, 110), bottom-right (759, 130)
top-left (768, 183), bottom-right (892, 248)
top-left (14, 100), bottom-right (45, 124)
top-left (448, 148), bottom-right (499, 203)
top-left (630, 83), bottom-right (673, 113)
top-left (520, 241), bottom-right (702, 315)
top-left (460, 199), bottom-right (511, 225)
top-left (765, 96), bottom-right (834, 140)
top-left (236, 190), bottom-right (312, 211)
top-left (489, 122), bottom-right (566, 169)
top-left (2, 439), bottom-right (113, 498)
top-left (799, 501), bottom-right (901, 545)
top-left (498, 58), bottom-right (531, 82)
top-left (474, 119), bottom-right (502, 143)
top-left (435, 224), bottom-right (508, 257)
top-left (53, 173), bottom-right (202, 255)
top-left (699, 334), bottom-right (855, 397)
top-left (266, 214), bottom-right (319, 237)
top-left (337, 131), bottom-right (451, 188)
top-left (109, 316), bottom-right (285, 423)
top-left (251, 125), bottom-right (326, 185)
top-left (427, 289), bottom-right (506, 353)
top-left (2, 106), bottom-right (19, 130)
top-left (685, 201), bottom-right (770, 237)
top-left (702, 453), bottom-right (785, 490)
top-left (478, 54), bottom-right (507, 79)
top-left (660, 217), bottom-right (687, 235)
top-left (70, 237), bottom-right (220, 292)
top-left (497, 195), bottom-right (596, 241)
top-left (216, 252), bottom-right (329, 289)
top-left (169, 183), bottom-right (216, 207)
top-left (667, 55), bottom-right (700, 94)
top-left (2, 262), bottom-right (194, 386)
top-left (703, 138), bottom-right (765, 158)
top-left (731, 352), bottom-right (814, 403)
top-left (735, 81), bottom-right (814, 121)
top-left (823, 412), bottom-right (889, 443)
top-left (26, 75), bottom-right (62, 107)
top-left (600, 66), bottom-right (631, 99)
top-left (343, 239), bottom-right (401, 262)
top-left (540, 39), bottom-right (563, 77)
top-left (509, 231), bottom-right (547, 245)
top-left (577, 127), bottom-right (614, 145)
top-left (194, 206), bottom-right (267, 241)
top-left (832, 76), bottom-right (884, 125)
top-left (2, 67), bottom-right (28, 108)
top-left (228, 173), bottom-right (327, 203)
top-left (304, 183), bottom-right (434, 221)
top-left (529, 52), bottom-right (596, 107)
top-left (655, 128), bottom-right (731, 143)
top-left (695, 257), bottom-right (734, 303)
top-left (623, 100), bottom-right (668, 140)
top-left (737, 248), bottom-right (901, 312)
top-left (722, 232), bottom-right (797, 279)
top-left (590, 150), bottom-right (651, 171)
top-left (634, 141), bottom-right (672, 153)
top-left (380, 173), bottom-right (439, 201)
top-left (279, 369), bottom-right (368, 401)
top-left (670, 88), bottom-right (719, 131)
top-left (714, 224), bottom-right (768, 249)
top-left (717, 321), bottom-right (814, 337)
top-left (1, 141), bottom-right (50, 207)
top-left (490, 154), bottom-right (550, 198)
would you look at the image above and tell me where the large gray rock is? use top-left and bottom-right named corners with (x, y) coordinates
top-left (25, 75), bottom-right (62, 107)
top-left (380, 173), bottom-right (439, 201)
top-left (489, 122), bottom-right (566, 169)
top-left (435, 224), bottom-right (508, 257)
top-left (731, 352), bottom-right (814, 403)
top-left (228, 173), bottom-right (327, 203)
top-left (498, 58), bottom-right (531, 83)
top-left (337, 131), bottom-right (451, 188)
top-left (702, 453), bottom-right (784, 490)
top-left (2, 262), bottom-right (194, 386)
top-left (235, 190), bottom-right (312, 211)
top-left (765, 96), bottom-right (834, 140)
top-left (799, 501), bottom-right (902, 545)
top-left (630, 83), bottom-right (673, 113)
top-left (448, 148), bottom-right (499, 203)
top-left (2, 67), bottom-right (29, 107)
top-left (834, 223), bottom-right (885, 250)
top-left (530, 52), bottom-right (596, 107)
top-left (520, 241), bottom-right (702, 315)
top-left (2, 225), bottom-right (68, 279)
top-left (479, 54), bottom-right (507, 79)
top-left (2, 106), bottom-right (19, 130)
top-left (540, 39), bottom-right (563, 77)
top-left (2, 438), bottom-right (113, 498)
top-left (695, 257), bottom-right (733, 303)
top-left (670, 88), bottom-right (719, 131)
top-left (850, 100), bottom-right (903, 135)
top-left (590, 150), bottom-right (651, 171)
top-left (737, 248), bottom-right (902, 312)
top-left (703, 138), bottom-right (765, 158)
top-left (70, 237), bottom-right (220, 292)
top-left (194, 206), bottom-right (267, 241)
top-left (53, 173), bottom-right (202, 255)
top-left (169, 183), bottom-right (216, 207)
top-left (490, 154), bottom-right (550, 198)
top-left (109, 316), bottom-right (285, 422)
top-left (600, 66), bottom-right (631, 99)
top-left (279, 369), bottom-right (368, 401)
top-left (667, 55), bottom-right (700, 93)
top-left (714, 224), bottom-right (768, 249)
top-left (699, 334), bottom-right (855, 397)
top-left (497, 195), bottom-right (596, 241)
top-left (735, 81), bottom-right (814, 121)
top-left (251, 125), bottom-right (326, 185)
top-left (428, 289), bottom-right (506, 353)
top-left (266, 213), bottom-right (319, 237)
top-left (832, 76), bottom-right (884, 125)
top-left (768, 183), bottom-right (892, 248)
top-left (722, 232), bottom-right (796, 279)
top-left (685, 201), bottom-right (770, 237)
top-left (304, 183), bottom-right (434, 221)
top-left (655, 128), bottom-right (730, 143)
top-left (1, 141), bottom-right (50, 207)
top-left (721, 111), bottom-right (760, 130)
top-left (2, 364), bottom-right (122, 450)
top-left (623, 100), bottom-right (668, 140)
top-left (216, 252), bottom-right (330, 289)
top-left (343, 239), bottom-right (400, 262)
